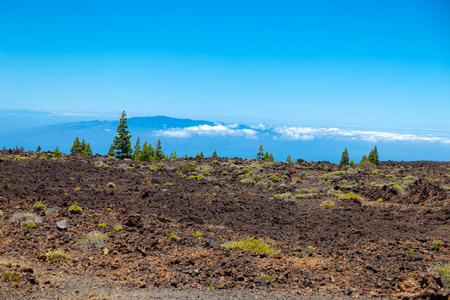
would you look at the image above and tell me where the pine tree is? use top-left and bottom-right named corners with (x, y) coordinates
top-left (349, 158), bottom-right (355, 166)
top-left (80, 139), bottom-right (87, 154)
top-left (132, 137), bottom-right (141, 160)
top-left (70, 137), bottom-right (81, 154)
top-left (169, 151), bottom-right (178, 160)
top-left (53, 146), bottom-right (62, 158)
top-left (212, 150), bottom-right (218, 158)
top-left (155, 140), bottom-right (164, 160)
top-left (36, 145), bottom-right (41, 152)
top-left (256, 145), bottom-right (264, 160)
top-left (108, 144), bottom-right (115, 157)
top-left (140, 142), bottom-right (150, 161)
top-left (268, 153), bottom-right (274, 162)
top-left (373, 145), bottom-right (380, 165)
top-left (82, 143), bottom-right (92, 156)
top-left (112, 111), bottom-right (132, 159)
top-left (184, 154), bottom-right (189, 159)
top-left (286, 154), bottom-right (293, 163)
top-left (361, 155), bottom-right (367, 162)
top-left (340, 148), bottom-right (350, 166)
top-left (200, 151), bottom-right (204, 158)
top-left (367, 150), bottom-right (376, 164)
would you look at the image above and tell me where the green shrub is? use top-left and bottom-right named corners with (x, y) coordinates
top-left (357, 160), bottom-right (376, 172)
top-left (321, 200), bottom-right (335, 207)
top-left (107, 182), bottom-right (115, 188)
top-left (268, 174), bottom-right (280, 182)
top-left (9, 212), bottom-right (42, 225)
top-left (10, 274), bottom-right (21, 282)
top-left (46, 250), bottom-right (69, 260)
top-left (98, 223), bottom-right (107, 228)
top-left (192, 231), bottom-right (202, 237)
top-left (340, 192), bottom-right (362, 200)
top-left (69, 203), bottom-right (83, 214)
top-left (432, 241), bottom-right (442, 249)
top-left (114, 226), bottom-right (122, 232)
top-left (377, 198), bottom-right (384, 202)
top-left (26, 222), bottom-right (36, 228)
top-left (273, 192), bottom-right (295, 202)
top-left (0, 210), bottom-right (3, 218)
top-left (195, 165), bottom-right (214, 175)
top-left (307, 246), bottom-right (314, 253)
top-left (80, 231), bottom-right (108, 248)
top-left (432, 264), bottom-right (450, 287)
top-left (224, 237), bottom-right (278, 254)
top-left (33, 202), bottom-right (47, 212)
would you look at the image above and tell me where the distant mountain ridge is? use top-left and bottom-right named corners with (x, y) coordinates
top-left (0, 112), bottom-right (449, 162)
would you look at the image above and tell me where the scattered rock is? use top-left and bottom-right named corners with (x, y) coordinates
top-left (56, 220), bottom-right (69, 231)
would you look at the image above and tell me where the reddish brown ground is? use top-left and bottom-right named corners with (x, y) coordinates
top-left (0, 151), bottom-right (449, 299)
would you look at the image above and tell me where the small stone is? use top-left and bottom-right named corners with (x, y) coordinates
top-left (56, 220), bottom-right (68, 231)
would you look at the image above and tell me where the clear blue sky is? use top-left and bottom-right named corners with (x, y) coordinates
top-left (0, 0), bottom-right (449, 129)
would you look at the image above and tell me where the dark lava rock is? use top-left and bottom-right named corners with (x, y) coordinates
top-left (124, 215), bottom-right (143, 228)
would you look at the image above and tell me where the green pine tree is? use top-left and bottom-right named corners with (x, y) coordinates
top-left (80, 139), bottom-right (87, 154)
top-left (53, 146), bottom-right (62, 158)
top-left (70, 137), bottom-right (81, 154)
top-left (107, 144), bottom-right (115, 157)
top-left (367, 150), bottom-right (376, 164)
top-left (184, 154), bottom-right (189, 159)
top-left (132, 137), bottom-right (141, 160)
top-left (340, 148), bottom-right (350, 166)
top-left (36, 145), bottom-right (41, 152)
top-left (373, 145), bottom-right (380, 165)
top-left (169, 151), bottom-right (178, 160)
top-left (256, 145), bottom-right (264, 160)
top-left (140, 142), bottom-right (150, 161)
top-left (361, 155), bottom-right (367, 162)
top-left (286, 154), bottom-right (293, 163)
top-left (82, 143), bottom-right (93, 156)
top-left (200, 151), bottom-right (204, 158)
top-left (155, 140), bottom-right (164, 160)
top-left (112, 111), bottom-right (132, 159)
top-left (349, 158), bottom-right (355, 166)
top-left (212, 150), bottom-right (218, 158)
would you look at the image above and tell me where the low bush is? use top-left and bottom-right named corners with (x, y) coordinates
top-left (432, 264), bottom-right (450, 287)
top-left (321, 200), bottom-right (335, 207)
top-left (224, 237), bottom-right (278, 254)
top-left (33, 202), bottom-right (47, 212)
top-left (340, 192), bottom-right (362, 200)
top-left (46, 250), bottom-right (69, 260)
top-left (80, 231), bottom-right (108, 248)
top-left (69, 203), bottom-right (83, 214)
top-left (273, 192), bottom-right (295, 202)
top-left (10, 212), bottom-right (42, 225)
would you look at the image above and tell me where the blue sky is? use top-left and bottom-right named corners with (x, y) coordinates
top-left (0, 0), bottom-right (449, 129)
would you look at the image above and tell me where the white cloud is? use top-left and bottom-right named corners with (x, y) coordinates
top-left (155, 124), bottom-right (258, 139)
top-left (274, 126), bottom-right (450, 144)
top-left (250, 123), bottom-right (268, 130)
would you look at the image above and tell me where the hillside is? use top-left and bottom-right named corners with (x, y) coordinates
top-left (0, 151), bottom-right (449, 299)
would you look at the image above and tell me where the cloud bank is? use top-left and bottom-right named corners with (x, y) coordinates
top-left (274, 126), bottom-right (450, 144)
top-left (154, 123), bottom-right (450, 144)
top-left (154, 124), bottom-right (258, 139)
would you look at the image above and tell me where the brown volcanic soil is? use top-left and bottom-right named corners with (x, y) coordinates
top-left (0, 151), bottom-right (449, 299)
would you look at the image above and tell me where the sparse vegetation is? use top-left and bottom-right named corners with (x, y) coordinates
top-left (69, 203), bottom-right (83, 214)
top-left (10, 212), bottom-right (42, 225)
top-left (46, 250), bottom-right (69, 260)
top-left (224, 237), bottom-right (278, 254)
top-left (33, 202), bottom-right (47, 212)
top-left (80, 231), bottom-right (108, 248)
